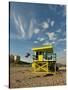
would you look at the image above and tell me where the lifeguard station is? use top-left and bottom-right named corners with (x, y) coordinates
top-left (32, 45), bottom-right (56, 74)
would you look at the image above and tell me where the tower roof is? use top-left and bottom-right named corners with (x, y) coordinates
top-left (32, 45), bottom-right (53, 53)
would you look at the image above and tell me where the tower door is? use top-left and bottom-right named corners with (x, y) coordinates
top-left (38, 52), bottom-right (43, 61)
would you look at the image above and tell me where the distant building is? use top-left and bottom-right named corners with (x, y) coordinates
top-left (9, 54), bottom-right (20, 63)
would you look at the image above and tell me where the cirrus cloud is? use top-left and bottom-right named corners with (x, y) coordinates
top-left (46, 32), bottom-right (57, 41)
top-left (58, 38), bottom-right (66, 42)
top-left (56, 29), bottom-right (62, 33)
top-left (43, 41), bottom-right (51, 45)
top-left (33, 28), bottom-right (40, 34)
top-left (12, 11), bottom-right (25, 39)
top-left (51, 20), bottom-right (55, 27)
top-left (28, 19), bottom-right (34, 39)
top-left (34, 41), bottom-right (38, 44)
top-left (42, 21), bottom-right (49, 29)
top-left (37, 37), bottom-right (45, 41)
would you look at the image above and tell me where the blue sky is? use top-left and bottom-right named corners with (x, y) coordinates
top-left (10, 2), bottom-right (66, 64)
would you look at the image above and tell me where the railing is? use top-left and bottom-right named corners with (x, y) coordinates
top-left (32, 53), bottom-right (56, 61)
top-left (46, 53), bottom-right (56, 61)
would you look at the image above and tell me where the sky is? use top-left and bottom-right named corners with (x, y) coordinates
top-left (10, 2), bottom-right (66, 64)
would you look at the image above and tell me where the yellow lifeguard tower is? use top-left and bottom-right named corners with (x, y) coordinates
top-left (32, 45), bottom-right (56, 74)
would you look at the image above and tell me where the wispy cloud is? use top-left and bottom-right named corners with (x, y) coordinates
top-left (46, 32), bottom-right (57, 40)
top-left (12, 11), bottom-right (25, 39)
top-left (43, 41), bottom-right (55, 46)
top-left (13, 12), bottom-right (19, 26)
top-left (28, 19), bottom-right (34, 39)
top-left (33, 28), bottom-right (40, 34)
top-left (56, 29), bottom-right (62, 33)
top-left (51, 20), bottom-right (55, 27)
top-left (33, 41), bottom-right (38, 44)
top-left (58, 38), bottom-right (66, 42)
top-left (17, 16), bottom-right (25, 38)
top-left (37, 37), bottom-right (45, 41)
top-left (28, 19), bottom-right (38, 39)
top-left (42, 21), bottom-right (49, 29)
top-left (43, 41), bottom-right (51, 45)
top-left (12, 12), bottom-right (38, 39)
top-left (47, 18), bottom-right (50, 23)
top-left (51, 41), bottom-right (55, 44)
